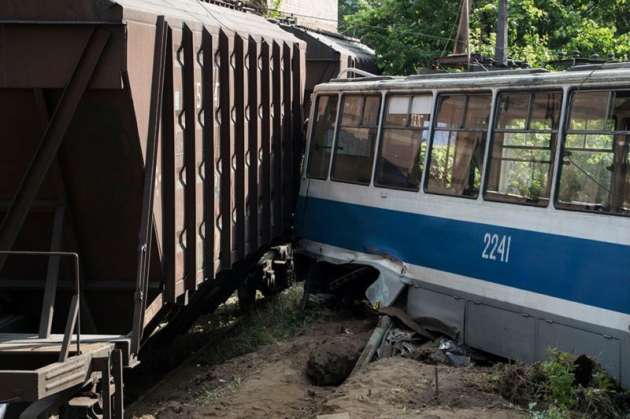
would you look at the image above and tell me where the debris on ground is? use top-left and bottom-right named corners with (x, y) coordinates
top-left (378, 306), bottom-right (456, 340)
top-left (350, 315), bottom-right (392, 375)
top-left (377, 327), bottom-right (421, 358)
top-left (371, 313), bottom-right (487, 369)
top-left (437, 338), bottom-right (472, 367)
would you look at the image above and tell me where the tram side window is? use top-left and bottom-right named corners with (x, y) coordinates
top-left (306, 95), bottom-right (339, 179)
top-left (375, 94), bottom-right (432, 190)
top-left (557, 90), bottom-right (630, 215)
top-left (331, 95), bottom-right (382, 184)
top-left (426, 93), bottom-right (492, 198)
top-left (485, 91), bottom-right (562, 206)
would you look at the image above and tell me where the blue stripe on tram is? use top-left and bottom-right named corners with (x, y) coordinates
top-left (296, 196), bottom-right (630, 315)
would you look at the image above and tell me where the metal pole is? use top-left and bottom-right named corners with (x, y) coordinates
top-left (495, 0), bottom-right (508, 66)
top-left (453, 0), bottom-right (470, 56)
top-left (131, 16), bottom-right (168, 355)
top-left (0, 251), bottom-right (81, 360)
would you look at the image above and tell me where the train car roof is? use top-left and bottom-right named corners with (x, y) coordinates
top-left (117, 0), bottom-right (302, 43)
top-left (314, 63), bottom-right (630, 93)
top-left (0, 0), bottom-right (303, 45)
top-left (283, 25), bottom-right (375, 63)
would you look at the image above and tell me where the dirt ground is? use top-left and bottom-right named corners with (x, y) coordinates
top-left (130, 312), bottom-right (526, 419)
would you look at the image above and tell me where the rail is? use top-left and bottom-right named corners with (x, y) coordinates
top-left (0, 251), bottom-right (81, 362)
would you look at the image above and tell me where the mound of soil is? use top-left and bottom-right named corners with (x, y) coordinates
top-left (321, 357), bottom-right (525, 418)
top-left (131, 314), bottom-right (525, 419)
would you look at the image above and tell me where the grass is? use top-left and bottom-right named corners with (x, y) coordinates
top-left (199, 376), bottom-right (243, 402)
top-left (195, 284), bottom-right (334, 367)
top-left (191, 284), bottom-right (337, 404)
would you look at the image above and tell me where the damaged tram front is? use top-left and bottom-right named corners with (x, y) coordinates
top-left (296, 65), bottom-right (630, 387)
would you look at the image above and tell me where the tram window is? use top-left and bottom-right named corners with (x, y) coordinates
top-left (426, 93), bottom-right (491, 198)
top-left (375, 94), bottom-right (432, 190)
top-left (331, 95), bottom-right (382, 185)
top-left (485, 91), bottom-right (562, 206)
top-left (306, 95), bottom-right (338, 179)
top-left (557, 90), bottom-right (630, 215)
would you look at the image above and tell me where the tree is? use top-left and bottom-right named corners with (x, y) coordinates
top-left (339, 0), bottom-right (362, 32)
top-left (342, 0), bottom-right (630, 75)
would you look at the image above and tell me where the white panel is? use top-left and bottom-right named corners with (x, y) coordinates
top-left (387, 95), bottom-right (409, 115)
top-left (411, 94), bottom-right (432, 114)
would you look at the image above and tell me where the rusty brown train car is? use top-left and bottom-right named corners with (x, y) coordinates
top-left (0, 0), bottom-right (305, 417)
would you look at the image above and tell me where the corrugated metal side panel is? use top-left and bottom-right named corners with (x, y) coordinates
top-left (291, 42), bottom-right (304, 211)
top-left (181, 24), bottom-right (197, 293)
top-left (201, 29), bottom-right (216, 280)
top-left (282, 42), bottom-right (293, 232)
top-left (218, 29), bottom-right (233, 270)
top-left (211, 31), bottom-right (222, 275)
top-left (173, 26), bottom-right (187, 299)
top-left (247, 36), bottom-right (259, 253)
top-left (233, 34), bottom-right (246, 262)
top-left (161, 26), bottom-right (177, 303)
top-left (271, 41), bottom-right (282, 238)
top-left (192, 26), bottom-right (206, 285)
top-left (259, 40), bottom-right (272, 246)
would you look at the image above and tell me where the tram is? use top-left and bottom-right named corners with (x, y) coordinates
top-left (296, 64), bottom-right (630, 386)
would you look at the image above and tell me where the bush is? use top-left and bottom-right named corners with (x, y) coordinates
top-left (497, 349), bottom-right (630, 419)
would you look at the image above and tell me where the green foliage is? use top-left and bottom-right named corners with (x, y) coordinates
top-left (529, 404), bottom-right (570, 419)
top-left (498, 348), bottom-right (630, 419)
top-left (341, 0), bottom-right (630, 74)
top-left (266, 0), bottom-right (283, 19)
top-left (540, 349), bottom-right (577, 410)
top-left (339, 0), bottom-right (363, 32)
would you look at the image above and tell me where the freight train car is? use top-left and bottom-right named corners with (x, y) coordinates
top-left (0, 0), bottom-right (304, 417)
top-left (297, 65), bottom-right (630, 387)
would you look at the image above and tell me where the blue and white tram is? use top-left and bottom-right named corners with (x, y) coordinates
top-left (296, 65), bottom-right (630, 385)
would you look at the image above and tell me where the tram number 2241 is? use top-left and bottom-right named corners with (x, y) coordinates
top-left (482, 233), bottom-right (512, 263)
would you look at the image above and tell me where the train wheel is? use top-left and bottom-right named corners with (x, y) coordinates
top-left (259, 245), bottom-right (295, 297)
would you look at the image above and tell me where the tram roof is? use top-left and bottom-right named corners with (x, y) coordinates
top-left (315, 62), bottom-right (630, 93)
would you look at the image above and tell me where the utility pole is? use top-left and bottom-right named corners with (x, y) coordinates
top-left (495, 0), bottom-right (508, 66)
top-left (453, 0), bottom-right (470, 57)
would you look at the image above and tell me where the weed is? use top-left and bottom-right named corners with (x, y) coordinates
top-left (540, 349), bottom-right (577, 410)
top-left (199, 376), bottom-right (243, 402)
top-left (497, 349), bottom-right (630, 419)
top-left (529, 404), bottom-right (570, 419)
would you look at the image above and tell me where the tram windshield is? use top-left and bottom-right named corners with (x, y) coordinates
top-left (331, 95), bottom-right (382, 184)
top-left (426, 93), bottom-right (492, 198)
top-left (306, 95), bottom-right (338, 179)
top-left (557, 90), bottom-right (630, 215)
top-left (485, 91), bottom-right (562, 206)
top-left (375, 94), bottom-right (432, 190)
